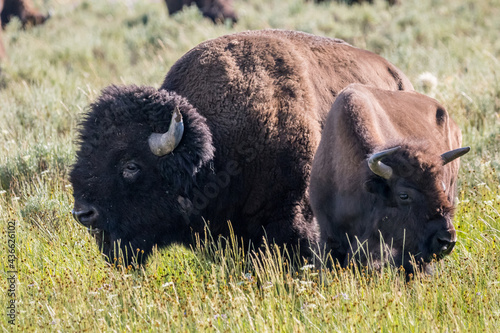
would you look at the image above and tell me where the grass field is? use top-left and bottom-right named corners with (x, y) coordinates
top-left (0, 0), bottom-right (499, 331)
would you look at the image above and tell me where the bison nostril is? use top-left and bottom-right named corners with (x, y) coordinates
top-left (72, 206), bottom-right (99, 226)
top-left (437, 237), bottom-right (456, 256)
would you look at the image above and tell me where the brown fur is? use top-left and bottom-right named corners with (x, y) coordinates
top-left (0, 0), bottom-right (50, 60)
top-left (71, 30), bottom-right (413, 264)
top-left (164, 0), bottom-right (237, 24)
top-left (310, 83), bottom-right (465, 274)
top-left (161, 30), bottom-right (412, 256)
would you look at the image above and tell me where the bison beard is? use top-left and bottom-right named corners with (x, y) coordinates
top-left (70, 30), bottom-right (414, 267)
top-left (310, 84), bottom-right (470, 276)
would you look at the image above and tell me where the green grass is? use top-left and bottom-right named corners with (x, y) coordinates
top-left (1, 0), bottom-right (499, 331)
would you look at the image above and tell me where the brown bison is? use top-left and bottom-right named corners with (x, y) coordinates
top-left (70, 29), bottom-right (413, 265)
top-left (309, 83), bottom-right (469, 275)
top-left (164, 0), bottom-right (237, 24)
top-left (0, 0), bottom-right (50, 59)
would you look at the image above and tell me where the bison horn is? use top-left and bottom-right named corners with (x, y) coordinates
top-left (148, 107), bottom-right (184, 156)
top-left (441, 147), bottom-right (470, 165)
top-left (368, 146), bottom-right (400, 180)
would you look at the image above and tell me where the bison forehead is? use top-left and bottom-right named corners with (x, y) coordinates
top-left (73, 84), bottom-right (215, 199)
top-left (384, 145), bottom-right (443, 178)
top-left (75, 86), bottom-right (198, 158)
top-left (83, 85), bottom-right (192, 132)
top-left (81, 122), bottom-right (150, 150)
top-left (377, 145), bottom-right (453, 208)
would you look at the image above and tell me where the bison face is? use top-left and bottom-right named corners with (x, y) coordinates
top-left (71, 140), bottom-right (177, 265)
top-left (70, 85), bottom-right (214, 266)
top-left (359, 145), bottom-right (469, 274)
top-left (364, 176), bottom-right (456, 274)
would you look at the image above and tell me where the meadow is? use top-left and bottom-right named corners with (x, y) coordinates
top-left (0, 0), bottom-right (499, 331)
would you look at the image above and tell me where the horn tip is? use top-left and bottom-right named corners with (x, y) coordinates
top-left (173, 107), bottom-right (182, 122)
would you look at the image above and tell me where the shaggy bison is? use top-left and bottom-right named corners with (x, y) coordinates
top-left (0, 0), bottom-right (50, 59)
top-left (309, 83), bottom-right (469, 275)
top-left (70, 29), bottom-right (413, 265)
top-left (164, 0), bottom-right (237, 24)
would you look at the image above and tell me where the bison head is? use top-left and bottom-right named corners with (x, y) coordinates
top-left (70, 85), bottom-right (214, 266)
top-left (357, 143), bottom-right (469, 275)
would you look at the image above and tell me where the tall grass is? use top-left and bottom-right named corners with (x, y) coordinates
top-left (1, 0), bottom-right (499, 331)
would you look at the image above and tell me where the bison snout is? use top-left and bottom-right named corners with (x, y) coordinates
top-left (72, 205), bottom-right (99, 227)
top-left (432, 229), bottom-right (457, 259)
top-left (436, 236), bottom-right (456, 257)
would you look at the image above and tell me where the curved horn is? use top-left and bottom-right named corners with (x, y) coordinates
top-left (148, 107), bottom-right (184, 156)
top-left (441, 147), bottom-right (470, 165)
top-left (368, 146), bottom-right (400, 180)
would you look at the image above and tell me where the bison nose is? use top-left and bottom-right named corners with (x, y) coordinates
top-left (72, 206), bottom-right (99, 227)
top-left (437, 236), bottom-right (456, 256)
top-left (434, 228), bottom-right (457, 258)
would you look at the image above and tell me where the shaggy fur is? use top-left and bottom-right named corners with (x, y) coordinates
top-left (0, 0), bottom-right (50, 59)
top-left (164, 0), bottom-right (237, 24)
top-left (71, 30), bottom-right (413, 265)
top-left (309, 83), bottom-right (466, 275)
top-left (71, 86), bottom-right (215, 260)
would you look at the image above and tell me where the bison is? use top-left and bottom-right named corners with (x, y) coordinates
top-left (309, 83), bottom-right (470, 275)
top-left (164, 0), bottom-right (237, 24)
top-left (0, 0), bottom-right (50, 59)
top-left (70, 29), bottom-right (414, 266)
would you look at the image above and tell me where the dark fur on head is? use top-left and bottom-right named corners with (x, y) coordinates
top-left (71, 85), bottom-right (214, 263)
top-left (360, 142), bottom-right (456, 274)
top-left (368, 141), bottom-right (453, 212)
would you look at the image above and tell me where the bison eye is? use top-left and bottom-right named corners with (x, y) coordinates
top-left (399, 193), bottom-right (409, 200)
top-left (122, 162), bottom-right (141, 181)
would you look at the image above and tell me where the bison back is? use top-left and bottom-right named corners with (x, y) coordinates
top-left (161, 29), bottom-right (413, 255)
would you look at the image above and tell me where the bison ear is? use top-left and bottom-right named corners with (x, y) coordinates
top-left (156, 97), bottom-right (215, 194)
